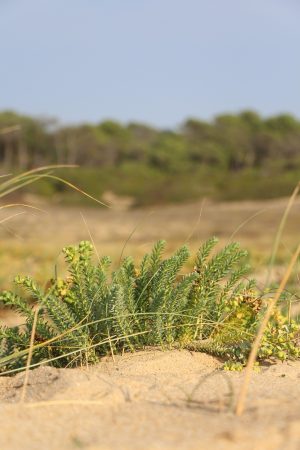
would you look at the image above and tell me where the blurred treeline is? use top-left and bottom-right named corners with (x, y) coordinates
top-left (0, 110), bottom-right (299, 206)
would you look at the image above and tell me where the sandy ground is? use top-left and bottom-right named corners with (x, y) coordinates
top-left (0, 350), bottom-right (300, 450)
top-left (4, 196), bottom-right (300, 251)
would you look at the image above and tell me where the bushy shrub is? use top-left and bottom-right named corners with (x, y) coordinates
top-left (0, 239), bottom-right (299, 374)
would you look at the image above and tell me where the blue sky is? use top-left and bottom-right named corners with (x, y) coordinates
top-left (0, 0), bottom-right (299, 127)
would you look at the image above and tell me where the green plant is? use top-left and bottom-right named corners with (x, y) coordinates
top-left (0, 238), bottom-right (299, 374)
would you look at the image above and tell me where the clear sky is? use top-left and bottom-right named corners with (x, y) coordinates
top-left (0, 0), bottom-right (299, 127)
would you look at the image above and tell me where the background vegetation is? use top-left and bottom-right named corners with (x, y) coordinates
top-left (1, 110), bottom-right (300, 206)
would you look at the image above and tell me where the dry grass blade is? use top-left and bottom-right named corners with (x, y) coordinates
top-left (0, 165), bottom-right (77, 193)
top-left (228, 206), bottom-right (270, 243)
top-left (235, 243), bottom-right (300, 416)
top-left (39, 174), bottom-right (110, 208)
top-left (80, 212), bottom-right (100, 262)
top-left (19, 306), bottom-right (40, 403)
top-left (184, 198), bottom-right (206, 243)
top-left (266, 182), bottom-right (300, 286)
top-left (0, 203), bottom-right (46, 213)
top-left (118, 210), bottom-right (154, 266)
top-left (0, 165), bottom-right (109, 208)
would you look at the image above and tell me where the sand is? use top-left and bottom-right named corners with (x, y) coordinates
top-left (0, 350), bottom-right (300, 450)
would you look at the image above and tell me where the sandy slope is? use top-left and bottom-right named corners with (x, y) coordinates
top-left (0, 350), bottom-right (300, 450)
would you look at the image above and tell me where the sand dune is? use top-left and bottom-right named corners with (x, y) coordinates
top-left (0, 350), bottom-right (300, 449)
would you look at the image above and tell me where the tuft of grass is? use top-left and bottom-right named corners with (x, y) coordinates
top-left (0, 238), bottom-right (299, 375)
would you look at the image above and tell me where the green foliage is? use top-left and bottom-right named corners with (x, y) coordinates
top-left (0, 239), bottom-right (299, 374)
top-left (2, 110), bottom-right (300, 206)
